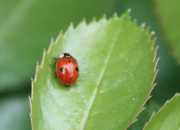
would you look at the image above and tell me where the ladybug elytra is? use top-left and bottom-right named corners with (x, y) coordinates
top-left (51, 53), bottom-right (79, 87)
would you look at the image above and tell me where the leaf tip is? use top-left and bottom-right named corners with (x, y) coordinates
top-left (30, 77), bottom-right (33, 82)
top-left (141, 23), bottom-right (146, 28)
top-left (113, 12), bottom-right (118, 17)
top-left (126, 118), bottom-right (138, 129)
top-left (37, 61), bottom-right (39, 66)
top-left (51, 37), bottom-right (54, 42)
top-left (127, 8), bottom-right (131, 13)
top-left (91, 16), bottom-right (96, 23)
top-left (83, 17), bottom-right (86, 22)
top-left (103, 14), bottom-right (107, 19)
top-left (126, 107), bottom-right (145, 129)
top-left (64, 22), bottom-right (74, 37)
top-left (70, 22), bottom-right (73, 27)
top-left (68, 22), bottom-right (74, 31)
top-left (154, 82), bottom-right (157, 86)
top-left (122, 10), bottom-right (132, 23)
top-left (151, 31), bottom-right (155, 35)
top-left (28, 95), bottom-right (31, 102)
top-left (60, 30), bottom-right (63, 37)
top-left (148, 95), bottom-right (153, 99)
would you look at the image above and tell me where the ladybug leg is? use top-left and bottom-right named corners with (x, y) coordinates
top-left (49, 57), bottom-right (59, 77)
top-left (55, 72), bottom-right (57, 78)
top-left (53, 57), bottom-right (60, 59)
top-left (49, 57), bottom-right (60, 67)
top-left (49, 61), bottom-right (57, 67)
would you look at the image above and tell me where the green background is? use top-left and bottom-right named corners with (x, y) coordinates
top-left (0, 0), bottom-right (180, 129)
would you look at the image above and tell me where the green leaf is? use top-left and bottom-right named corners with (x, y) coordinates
top-left (0, 0), bottom-right (117, 90)
top-left (154, 0), bottom-right (180, 62)
top-left (30, 11), bottom-right (158, 129)
top-left (128, 100), bottom-right (161, 130)
top-left (144, 93), bottom-right (180, 129)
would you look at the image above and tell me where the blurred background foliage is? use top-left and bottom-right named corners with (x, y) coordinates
top-left (0, 0), bottom-right (180, 129)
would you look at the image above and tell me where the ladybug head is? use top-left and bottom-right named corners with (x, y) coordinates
top-left (60, 53), bottom-right (72, 58)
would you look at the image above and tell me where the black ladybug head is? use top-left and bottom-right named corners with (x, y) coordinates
top-left (60, 53), bottom-right (72, 58)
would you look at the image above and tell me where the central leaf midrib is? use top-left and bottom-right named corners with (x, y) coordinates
top-left (82, 21), bottom-right (121, 130)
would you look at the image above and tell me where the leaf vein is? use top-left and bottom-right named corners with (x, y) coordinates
top-left (81, 23), bottom-right (121, 129)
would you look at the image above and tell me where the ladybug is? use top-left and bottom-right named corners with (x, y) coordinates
top-left (51, 53), bottom-right (79, 87)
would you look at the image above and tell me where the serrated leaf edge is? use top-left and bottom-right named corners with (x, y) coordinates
top-left (126, 42), bottom-right (159, 129)
top-left (30, 9), bottom-right (159, 130)
top-left (143, 93), bottom-right (180, 129)
top-left (30, 12), bottom-right (114, 130)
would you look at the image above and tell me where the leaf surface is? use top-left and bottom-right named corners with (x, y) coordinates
top-left (30, 11), bottom-right (158, 130)
top-left (0, 0), bottom-right (116, 89)
top-left (144, 93), bottom-right (180, 130)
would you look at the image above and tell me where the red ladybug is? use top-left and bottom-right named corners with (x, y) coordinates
top-left (52, 53), bottom-right (79, 87)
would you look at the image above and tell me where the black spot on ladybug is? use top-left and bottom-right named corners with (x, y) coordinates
top-left (60, 67), bottom-right (66, 72)
top-left (75, 67), bottom-right (79, 72)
